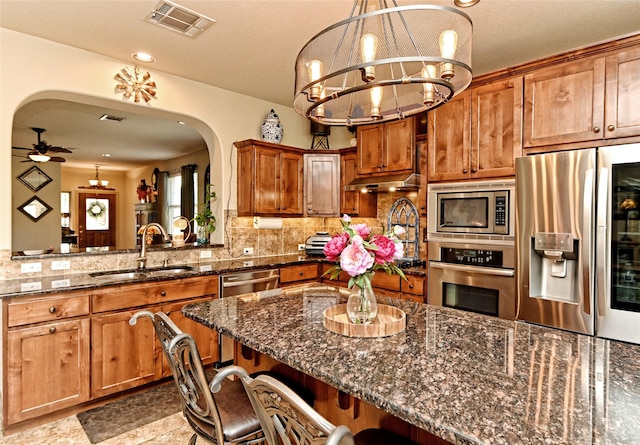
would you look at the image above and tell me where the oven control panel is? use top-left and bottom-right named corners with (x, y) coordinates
top-left (440, 247), bottom-right (503, 267)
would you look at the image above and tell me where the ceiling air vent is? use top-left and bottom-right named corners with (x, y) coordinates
top-left (145, 1), bottom-right (215, 38)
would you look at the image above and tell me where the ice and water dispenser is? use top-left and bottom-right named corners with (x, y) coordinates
top-left (529, 232), bottom-right (580, 302)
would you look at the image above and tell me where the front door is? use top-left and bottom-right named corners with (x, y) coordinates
top-left (78, 193), bottom-right (117, 249)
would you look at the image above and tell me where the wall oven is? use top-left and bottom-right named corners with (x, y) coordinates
top-left (428, 241), bottom-right (516, 320)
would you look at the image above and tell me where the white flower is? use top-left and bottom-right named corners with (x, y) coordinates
top-left (342, 214), bottom-right (351, 223)
top-left (393, 225), bottom-right (406, 236)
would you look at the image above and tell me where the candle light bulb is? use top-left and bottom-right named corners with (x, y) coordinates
top-left (370, 86), bottom-right (383, 119)
top-left (360, 33), bottom-right (378, 82)
top-left (439, 30), bottom-right (458, 79)
top-left (307, 59), bottom-right (323, 100)
top-left (421, 65), bottom-right (437, 105)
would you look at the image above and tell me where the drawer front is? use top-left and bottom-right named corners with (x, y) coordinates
top-left (402, 275), bottom-right (425, 296)
top-left (372, 272), bottom-right (401, 291)
top-left (7, 292), bottom-right (90, 327)
top-left (92, 275), bottom-right (218, 313)
top-left (280, 264), bottom-right (319, 283)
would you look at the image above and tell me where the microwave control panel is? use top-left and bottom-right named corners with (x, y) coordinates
top-left (441, 247), bottom-right (504, 268)
top-left (495, 195), bottom-right (507, 227)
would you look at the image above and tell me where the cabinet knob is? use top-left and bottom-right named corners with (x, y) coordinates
top-left (161, 291), bottom-right (166, 296)
top-left (49, 327), bottom-right (56, 334)
top-left (352, 207), bottom-right (357, 211)
top-left (608, 125), bottom-right (615, 131)
top-left (471, 168), bottom-right (477, 173)
top-left (463, 168), bottom-right (468, 174)
top-left (49, 306), bottom-right (56, 313)
top-left (409, 284), bottom-right (414, 289)
top-left (593, 127), bottom-right (600, 133)
top-left (165, 311), bottom-right (171, 316)
top-left (299, 272), bottom-right (304, 276)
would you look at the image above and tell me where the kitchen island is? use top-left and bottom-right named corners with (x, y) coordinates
top-left (182, 283), bottom-right (640, 445)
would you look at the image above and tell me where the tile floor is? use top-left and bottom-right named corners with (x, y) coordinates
top-left (0, 411), bottom-right (212, 445)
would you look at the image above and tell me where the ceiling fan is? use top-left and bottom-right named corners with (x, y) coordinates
top-left (12, 127), bottom-right (73, 163)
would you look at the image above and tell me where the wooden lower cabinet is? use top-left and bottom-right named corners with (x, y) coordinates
top-left (280, 264), bottom-right (320, 287)
top-left (91, 307), bottom-right (163, 398)
top-left (5, 318), bottom-right (90, 424)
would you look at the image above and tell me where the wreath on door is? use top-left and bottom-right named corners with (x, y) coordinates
top-left (87, 201), bottom-right (106, 219)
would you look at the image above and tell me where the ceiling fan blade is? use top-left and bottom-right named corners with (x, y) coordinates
top-left (49, 156), bottom-right (66, 162)
top-left (48, 146), bottom-right (73, 154)
top-left (12, 146), bottom-right (32, 151)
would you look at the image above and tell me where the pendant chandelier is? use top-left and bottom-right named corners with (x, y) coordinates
top-left (79, 165), bottom-right (114, 190)
top-left (294, 1), bottom-right (473, 126)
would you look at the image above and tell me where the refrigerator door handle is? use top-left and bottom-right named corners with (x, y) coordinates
top-left (596, 167), bottom-right (609, 316)
top-left (583, 168), bottom-right (594, 315)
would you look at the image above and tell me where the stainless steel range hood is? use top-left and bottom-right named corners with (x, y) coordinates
top-left (344, 172), bottom-right (420, 192)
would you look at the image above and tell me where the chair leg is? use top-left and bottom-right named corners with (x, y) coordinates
top-left (188, 433), bottom-right (198, 445)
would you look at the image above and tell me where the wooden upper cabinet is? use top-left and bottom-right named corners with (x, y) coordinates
top-left (428, 77), bottom-right (523, 182)
top-left (340, 148), bottom-right (377, 217)
top-left (356, 118), bottom-right (415, 175)
top-left (427, 90), bottom-right (471, 182)
top-left (524, 57), bottom-right (605, 147)
top-left (605, 46), bottom-right (640, 139)
top-left (304, 153), bottom-right (340, 217)
top-left (235, 139), bottom-right (304, 217)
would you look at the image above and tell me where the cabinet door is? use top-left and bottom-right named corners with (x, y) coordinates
top-left (91, 308), bottom-right (162, 398)
top-left (280, 151), bottom-right (304, 215)
top-left (524, 57), bottom-right (605, 147)
top-left (605, 46), bottom-right (640, 139)
top-left (6, 319), bottom-right (90, 424)
top-left (427, 91), bottom-right (471, 181)
top-left (471, 77), bottom-right (523, 178)
top-left (255, 147), bottom-right (282, 214)
top-left (382, 118), bottom-right (415, 172)
top-left (305, 154), bottom-right (340, 217)
top-left (237, 145), bottom-right (254, 216)
top-left (162, 299), bottom-right (218, 377)
top-left (340, 150), bottom-right (377, 217)
top-left (357, 125), bottom-right (384, 174)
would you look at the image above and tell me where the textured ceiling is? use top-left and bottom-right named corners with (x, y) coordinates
top-left (2, 0), bottom-right (639, 169)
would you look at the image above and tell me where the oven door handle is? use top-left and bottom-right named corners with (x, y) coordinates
top-left (429, 262), bottom-right (515, 277)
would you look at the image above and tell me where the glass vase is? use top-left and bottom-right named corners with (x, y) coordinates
top-left (196, 226), bottom-right (210, 245)
top-left (346, 284), bottom-right (377, 324)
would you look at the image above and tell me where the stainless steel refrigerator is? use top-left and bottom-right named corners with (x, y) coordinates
top-left (516, 144), bottom-right (640, 344)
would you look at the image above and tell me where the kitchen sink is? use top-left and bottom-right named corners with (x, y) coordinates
top-left (90, 266), bottom-right (197, 282)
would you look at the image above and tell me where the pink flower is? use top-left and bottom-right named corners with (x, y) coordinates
top-left (323, 232), bottom-right (349, 261)
top-left (340, 235), bottom-right (374, 277)
top-left (349, 223), bottom-right (371, 239)
top-left (371, 235), bottom-right (397, 264)
top-left (393, 239), bottom-right (404, 260)
top-left (393, 225), bottom-right (406, 237)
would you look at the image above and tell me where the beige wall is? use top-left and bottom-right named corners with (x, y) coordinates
top-left (1, 28), bottom-right (353, 274)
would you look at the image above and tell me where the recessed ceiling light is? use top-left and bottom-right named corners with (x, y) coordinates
top-left (453, 0), bottom-right (480, 7)
top-left (101, 153), bottom-right (111, 158)
top-left (131, 52), bottom-right (156, 63)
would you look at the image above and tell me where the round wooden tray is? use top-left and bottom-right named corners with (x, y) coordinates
top-left (323, 304), bottom-right (406, 338)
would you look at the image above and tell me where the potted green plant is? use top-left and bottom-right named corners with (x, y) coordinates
top-left (192, 184), bottom-right (217, 245)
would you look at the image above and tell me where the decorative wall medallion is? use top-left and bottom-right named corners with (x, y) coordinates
top-left (18, 196), bottom-right (53, 222)
top-left (18, 166), bottom-right (52, 191)
top-left (261, 109), bottom-right (283, 144)
top-left (115, 66), bottom-right (157, 102)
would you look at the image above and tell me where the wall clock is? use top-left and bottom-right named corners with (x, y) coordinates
top-left (115, 66), bottom-right (157, 103)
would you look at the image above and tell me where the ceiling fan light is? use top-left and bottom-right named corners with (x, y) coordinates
top-left (29, 152), bottom-right (50, 162)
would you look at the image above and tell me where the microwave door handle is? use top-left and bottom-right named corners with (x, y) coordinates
top-left (596, 166), bottom-right (609, 316)
top-left (429, 262), bottom-right (515, 277)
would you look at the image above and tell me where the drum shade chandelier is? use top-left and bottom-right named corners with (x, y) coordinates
top-left (294, 1), bottom-right (473, 126)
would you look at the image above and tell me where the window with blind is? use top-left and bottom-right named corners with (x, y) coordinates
top-left (166, 171), bottom-right (198, 235)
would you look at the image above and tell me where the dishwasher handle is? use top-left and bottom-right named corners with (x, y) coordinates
top-left (221, 276), bottom-right (280, 288)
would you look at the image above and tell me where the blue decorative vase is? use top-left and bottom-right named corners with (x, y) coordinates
top-left (261, 109), bottom-right (283, 144)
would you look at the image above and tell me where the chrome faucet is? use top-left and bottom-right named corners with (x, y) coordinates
top-left (137, 222), bottom-right (169, 270)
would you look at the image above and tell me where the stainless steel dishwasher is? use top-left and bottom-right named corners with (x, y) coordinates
top-left (217, 269), bottom-right (279, 366)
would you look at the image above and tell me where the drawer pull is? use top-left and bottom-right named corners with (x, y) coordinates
top-left (409, 284), bottom-right (414, 289)
top-left (161, 291), bottom-right (167, 297)
top-left (49, 327), bottom-right (56, 334)
top-left (299, 272), bottom-right (304, 276)
top-left (49, 306), bottom-right (57, 313)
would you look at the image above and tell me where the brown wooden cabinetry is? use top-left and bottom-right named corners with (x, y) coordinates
top-left (236, 139), bottom-right (304, 216)
top-left (280, 264), bottom-right (320, 287)
top-left (357, 118), bottom-right (415, 175)
top-left (524, 46), bottom-right (640, 148)
top-left (4, 291), bottom-right (91, 425)
top-left (304, 153), bottom-right (340, 217)
top-left (428, 77), bottom-right (523, 182)
top-left (340, 148), bottom-right (377, 217)
top-left (90, 275), bottom-right (219, 398)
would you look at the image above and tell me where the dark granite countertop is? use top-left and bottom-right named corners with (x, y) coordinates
top-left (181, 283), bottom-right (640, 445)
top-left (0, 254), bottom-right (426, 298)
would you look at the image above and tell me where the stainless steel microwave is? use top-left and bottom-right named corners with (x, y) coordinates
top-left (427, 180), bottom-right (515, 238)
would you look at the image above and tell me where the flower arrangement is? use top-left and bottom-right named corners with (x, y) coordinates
top-left (323, 215), bottom-right (407, 289)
